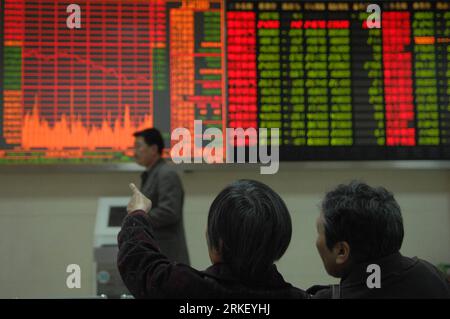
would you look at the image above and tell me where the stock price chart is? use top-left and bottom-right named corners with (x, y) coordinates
top-left (0, 0), bottom-right (224, 163)
top-left (226, 0), bottom-right (450, 160)
top-left (1, 0), bottom-right (450, 163)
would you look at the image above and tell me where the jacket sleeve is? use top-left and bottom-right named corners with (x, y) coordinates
top-left (117, 210), bottom-right (201, 298)
top-left (147, 169), bottom-right (183, 228)
top-left (306, 285), bottom-right (332, 299)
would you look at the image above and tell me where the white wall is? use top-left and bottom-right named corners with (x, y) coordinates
top-left (0, 166), bottom-right (449, 298)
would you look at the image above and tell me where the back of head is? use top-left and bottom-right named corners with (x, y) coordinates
top-left (321, 180), bottom-right (404, 263)
top-left (207, 179), bottom-right (292, 284)
top-left (133, 128), bottom-right (164, 154)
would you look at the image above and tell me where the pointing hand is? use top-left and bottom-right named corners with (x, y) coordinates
top-left (127, 183), bottom-right (152, 214)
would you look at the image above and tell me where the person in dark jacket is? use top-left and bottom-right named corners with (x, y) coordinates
top-left (308, 181), bottom-right (450, 299)
top-left (133, 128), bottom-right (190, 265)
top-left (118, 179), bottom-right (309, 299)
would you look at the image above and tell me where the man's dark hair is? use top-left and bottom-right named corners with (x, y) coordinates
top-left (321, 181), bottom-right (404, 263)
top-left (133, 128), bottom-right (164, 154)
top-left (207, 179), bottom-right (292, 285)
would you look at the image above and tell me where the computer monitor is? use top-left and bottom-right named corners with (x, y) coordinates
top-left (94, 197), bottom-right (128, 248)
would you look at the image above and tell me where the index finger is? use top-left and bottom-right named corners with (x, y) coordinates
top-left (129, 183), bottom-right (139, 193)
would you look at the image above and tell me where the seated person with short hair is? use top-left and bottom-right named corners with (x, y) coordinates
top-left (309, 181), bottom-right (450, 299)
top-left (118, 179), bottom-right (309, 299)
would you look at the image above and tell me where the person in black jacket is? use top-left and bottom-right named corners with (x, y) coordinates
top-left (308, 181), bottom-right (450, 299)
top-left (118, 179), bottom-right (309, 299)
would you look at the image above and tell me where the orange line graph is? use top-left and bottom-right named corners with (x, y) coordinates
top-left (22, 98), bottom-right (153, 151)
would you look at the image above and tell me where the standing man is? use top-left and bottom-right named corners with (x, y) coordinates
top-left (132, 128), bottom-right (190, 265)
